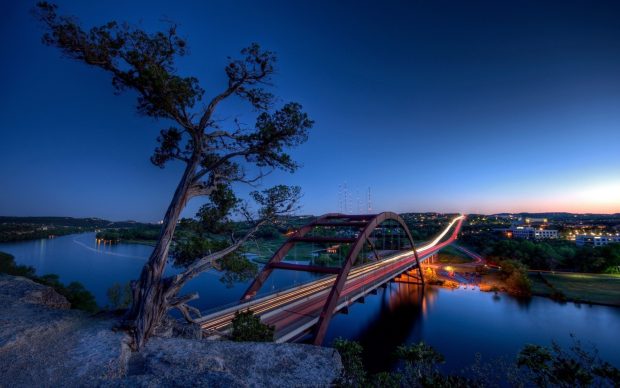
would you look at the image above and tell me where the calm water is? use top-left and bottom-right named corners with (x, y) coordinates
top-left (2, 233), bottom-right (619, 372)
top-left (0, 233), bottom-right (318, 310)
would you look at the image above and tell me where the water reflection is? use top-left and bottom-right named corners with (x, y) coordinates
top-left (355, 284), bottom-right (437, 373)
top-left (514, 295), bottom-right (533, 310)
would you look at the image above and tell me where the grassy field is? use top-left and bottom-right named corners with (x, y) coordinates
top-left (529, 274), bottom-right (552, 295)
top-left (437, 245), bottom-right (473, 264)
top-left (529, 272), bottom-right (620, 306)
top-left (243, 238), bottom-right (320, 262)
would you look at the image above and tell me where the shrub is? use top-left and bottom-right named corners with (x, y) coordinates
top-left (0, 252), bottom-right (98, 312)
top-left (498, 259), bottom-right (532, 296)
top-left (230, 310), bottom-right (274, 342)
top-left (517, 337), bottom-right (620, 387)
top-left (37, 274), bottom-right (98, 312)
top-left (0, 251), bottom-right (35, 277)
top-left (332, 338), bottom-right (367, 387)
top-left (106, 281), bottom-right (133, 309)
top-left (218, 253), bottom-right (258, 287)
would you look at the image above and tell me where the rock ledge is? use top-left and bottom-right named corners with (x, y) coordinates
top-left (0, 274), bottom-right (342, 387)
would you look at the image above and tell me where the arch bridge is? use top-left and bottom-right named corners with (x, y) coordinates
top-left (196, 212), bottom-right (465, 345)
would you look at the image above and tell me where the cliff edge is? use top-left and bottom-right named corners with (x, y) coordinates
top-left (0, 274), bottom-right (342, 387)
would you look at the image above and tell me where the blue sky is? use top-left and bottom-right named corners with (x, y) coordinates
top-left (1, 1), bottom-right (619, 221)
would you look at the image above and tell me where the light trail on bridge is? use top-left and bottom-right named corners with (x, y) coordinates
top-left (197, 215), bottom-right (465, 337)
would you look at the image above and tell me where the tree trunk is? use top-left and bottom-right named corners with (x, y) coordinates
top-left (127, 160), bottom-right (197, 350)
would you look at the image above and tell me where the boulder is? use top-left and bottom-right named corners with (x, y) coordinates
top-left (0, 274), bottom-right (70, 309)
top-left (124, 338), bottom-right (342, 387)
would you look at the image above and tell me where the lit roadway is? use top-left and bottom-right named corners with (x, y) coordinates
top-left (197, 215), bottom-right (465, 341)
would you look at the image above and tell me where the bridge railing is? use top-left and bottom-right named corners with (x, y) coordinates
top-left (276, 251), bottom-right (425, 340)
top-left (196, 272), bottom-right (334, 322)
top-left (196, 248), bottom-right (418, 323)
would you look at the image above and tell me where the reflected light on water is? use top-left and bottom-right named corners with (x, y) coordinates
top-left (353, 283), bottom-right (439, 373)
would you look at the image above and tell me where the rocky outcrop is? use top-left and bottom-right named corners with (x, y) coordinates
top-left (0, 274), bottom-right (130, 386)
top-left (122, 339), bottom-right (342, 387)
top-left (0, 274), bottom-right (70, 309)
top-left (152, 314), bottom-right (204, 340)
top-left (0, 274), bottom-right (342, 387)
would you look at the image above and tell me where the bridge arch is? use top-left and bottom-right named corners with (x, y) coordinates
top-left (242, 212), bottom-right (424, 345)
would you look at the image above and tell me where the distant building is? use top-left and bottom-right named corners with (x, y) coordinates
top-left (534, 229), bottom-right (559, 239)
top-left (575, 234), bottom-right (620, 247)
top-left (509, 226), bottom-right (558, 240)
top-left (525, 217), bottom-right (548, 224)
top-left (510, 226), bottom-right (534, 239)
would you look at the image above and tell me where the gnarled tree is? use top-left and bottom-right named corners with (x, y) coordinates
top-left (36, 2), bottom-right (313, 350)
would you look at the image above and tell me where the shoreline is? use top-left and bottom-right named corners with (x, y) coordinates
top-left (428, 268), bottom-right (620, 308)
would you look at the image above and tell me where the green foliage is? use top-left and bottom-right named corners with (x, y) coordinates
top-left (332, 339), bottom-right (475, 387)
top-left (64, 281), bottom-right (99, 312)
top-left (36, 1), bottom-right (313, 185)
top-left (463, 230), bottom-right (620, 274)
top-left (253, 225), bottom-right (280, 239)
top-left (230, 310), bottom-right (274, 342)
top-left (0, 217), bottom-right (154, 242)
top-left (34, 1), bottom-right (312, 234)
top-left (0, 225), bottom-right (82, 243)
top-left (332, 337), bottom-right (620, 387)
top-left (517, 337), bottom-right (620, 387)
top-left (437, 245), bottom-right (472, 264)
top-left (498, 259), bottom-right (532, 296)
top-left (315, 254), bottom-right (339, 267)
top-left (106, 282), bottom-right (132, 309)
top-left (489, 239), bottom-right (563, 270)
top-left (172, 186), bottom-right (302, 271)
top-left (400, 213), bottom-right (454, 242)
top-left (172, 236), bottom-right (228, 267)
top-left (96, 226), bottom-right (161, 242)
top-left (603, 265), bottom-right (620, 274)
top-left (394, 342), bottom-right (475, 387)
top-left (367, 372), bottom-right (403, 387)
top-left (332, 338), bottom-right (367, 387)
top-left (37, 274), bottom-right (98, 312)
top-left (0, 252), bottom-right (98, 312)
top-left (36, 1), bottom-right (202, 121)
top-left (218, 252), bottom-right (258, 287)
top-left (395, 341), bottom-right (445, 364)
top-left (251, 185), bottom-right (303, 220)
top-left (0, 251), bottom-right (36, 277)
top-left (197, 184), bottom-right (239, 234)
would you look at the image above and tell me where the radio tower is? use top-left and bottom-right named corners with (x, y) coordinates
top-left (367, 187), bottom-right (372, 213)
top-left (337, 184), bottom-right (342, 213)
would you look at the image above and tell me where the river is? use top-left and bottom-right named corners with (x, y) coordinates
top-left (1, 232), bottom-right (619, 373)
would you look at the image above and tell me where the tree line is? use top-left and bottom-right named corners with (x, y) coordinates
top-left (462, 231), bottom-right (620, 274)
top-left (333, 336), bottom-right (620, 387)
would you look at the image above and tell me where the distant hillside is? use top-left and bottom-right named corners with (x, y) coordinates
top-left (492, 212), bottom-right (620, 221)
top-left (0, 217), bottom-right (154, 243)
top-left (0, 216), bottom-right (151, 229)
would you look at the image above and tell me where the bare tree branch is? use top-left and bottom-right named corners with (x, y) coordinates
top-left (171, 220), bottom-right (268, 288)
